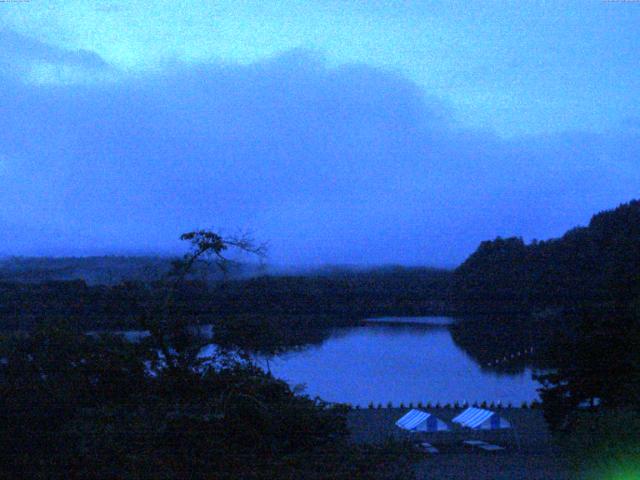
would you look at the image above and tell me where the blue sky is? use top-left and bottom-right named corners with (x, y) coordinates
top-left (0, 1), bottom-right (639, 265)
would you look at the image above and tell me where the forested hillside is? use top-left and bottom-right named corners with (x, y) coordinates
top-left (452, 200), bottom-right (640, 314)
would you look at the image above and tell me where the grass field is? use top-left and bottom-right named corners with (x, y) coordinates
top-left (348, 407), bottom-right (571, 480)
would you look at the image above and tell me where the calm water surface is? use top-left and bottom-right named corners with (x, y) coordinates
top-left (106, 317), bottom-right (540, 406)
top-left (265, 317), bottom-right (539, 406)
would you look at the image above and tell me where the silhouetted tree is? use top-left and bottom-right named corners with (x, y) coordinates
top-left (0, 231), bottom-right (417, 479)
top-left (536, 305), bottom-right (640, 432)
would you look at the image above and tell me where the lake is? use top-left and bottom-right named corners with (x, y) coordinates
top-left (106, 316), bottom-right (541, 407)
top-left (263, 317), bottom-right (540, 407)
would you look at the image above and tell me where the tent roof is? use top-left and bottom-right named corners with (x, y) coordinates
top-left (452, 407), bottom-right (506, 429)
top-left (395, 409), bottom-right (431, 430)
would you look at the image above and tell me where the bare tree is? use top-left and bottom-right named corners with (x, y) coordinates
top-left (140, 230), bottom-right (266, 374)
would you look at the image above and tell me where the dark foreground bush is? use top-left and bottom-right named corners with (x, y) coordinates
top-left (0, 324), bottom-right (416, 479)
top-left (560, 409), bottom-right (640, 479)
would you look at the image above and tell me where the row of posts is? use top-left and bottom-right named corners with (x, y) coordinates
top-left (340, 400), bottom-right (541, 410)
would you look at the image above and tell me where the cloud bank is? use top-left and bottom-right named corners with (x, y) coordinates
top-left (1, 33), bottom-right (638, 265)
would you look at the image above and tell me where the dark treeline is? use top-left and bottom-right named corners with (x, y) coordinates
top-left (0, 267), bottom-right (452, 332)
top-left (451, 199), bottom-right (640, 314)
top-left (449, 200), bottom-right (640, 377)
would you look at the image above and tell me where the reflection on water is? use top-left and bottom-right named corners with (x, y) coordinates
top-left (97, 317), bottom-right (541, 406)
top-left (365, 316), bottom-right (455, 326)
top-left (266, 319), bottom-right (540, 406)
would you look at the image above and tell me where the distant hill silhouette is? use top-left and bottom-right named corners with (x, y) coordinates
top-left (0, 256), bottom-right (263, 285)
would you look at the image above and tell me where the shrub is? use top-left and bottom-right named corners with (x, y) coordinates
top-left (561, 409), bottom-right (640, 478)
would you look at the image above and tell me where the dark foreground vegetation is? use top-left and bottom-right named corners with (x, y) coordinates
top-left (0, 324), bottom-right (419, 479)
top-left (0, 232), bottom-right (419, 479)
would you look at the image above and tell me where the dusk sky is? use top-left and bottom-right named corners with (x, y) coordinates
top-left (1, 1), bottom-right (639, 265)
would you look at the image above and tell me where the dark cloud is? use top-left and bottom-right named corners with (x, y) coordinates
top-left (0, 36), bottom-right (638, 265)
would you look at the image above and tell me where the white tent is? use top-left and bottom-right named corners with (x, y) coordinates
top-left (395, 409), bottom-right (450, 432)
top-left (452, 407), bottom-right (511, 430)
